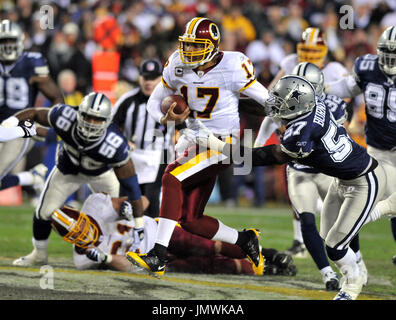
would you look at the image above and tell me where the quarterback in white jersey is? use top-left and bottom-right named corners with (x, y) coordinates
top-left (126, 17), bottom-right (268, 278)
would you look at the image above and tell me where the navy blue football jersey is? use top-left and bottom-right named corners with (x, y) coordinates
top-left (48, 104), bottom-right (130, 176)
top-left (354, 54), bottom-right (396, 150)
top-left (289, 94), bottom-right (348, 174)
top-left (0, 52), bottom-right (50, 121)
top-left (281, 99), bottom-right (372, 180)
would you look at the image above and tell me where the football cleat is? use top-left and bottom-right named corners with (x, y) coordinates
top-left (125, 249), bottom-right (166, 278)
top-left (12, 249), bottom-right (48, 266)
top-left (30, 164), bottom-right (48, 195)
top-left (285, 240), bottom-right (308, 258)
top-left (333, 274), bottom-right (364, 300)
top-left (322, 271), bottom-right (340, 291)
top-left (238, 228), bottom-right (265, 276)
top-left (357, 257), bottom-right (368, 286)
top-left (263, 250), bottom-right (297, 276)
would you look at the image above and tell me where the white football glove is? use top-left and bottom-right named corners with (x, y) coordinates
top-left (175, 128), bottom-right (197, 155)
top-left (195, 120), bottom-right (226, 152)
top-left (86, 247), bottom-right (112, 264)
top-left (18, 120), bottom-right (37, 138)
top-left (1, 116), bottom-right (19, 128)
top-left (120, 200), bottom-right (133, 221)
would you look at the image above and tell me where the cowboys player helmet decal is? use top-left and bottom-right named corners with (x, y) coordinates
top-left (292, 62), bottom-right (325, 96)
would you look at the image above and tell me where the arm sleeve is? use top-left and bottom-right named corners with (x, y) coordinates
top-left (254, 117), bottom-right (281, 147)
top-left (325, 75), bottom-right (361, 99)
top-left (0, 125), bottom-right (25, 142)
top-left (240, 79), bottom-right (270, 109)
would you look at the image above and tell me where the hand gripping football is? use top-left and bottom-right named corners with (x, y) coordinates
top-left (161, 95), bottom-right (188, 114)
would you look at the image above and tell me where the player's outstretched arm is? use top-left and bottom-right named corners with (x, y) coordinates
top-left (13, 107), bottom-right (51, 127)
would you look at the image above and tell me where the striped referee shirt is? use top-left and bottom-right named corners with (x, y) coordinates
top-left (112, 88), bottom-right (175, 162)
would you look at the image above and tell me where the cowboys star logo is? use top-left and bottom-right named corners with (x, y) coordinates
top-left (288, 84), bottom-right (306, 102)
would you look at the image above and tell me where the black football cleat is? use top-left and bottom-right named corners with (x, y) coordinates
top-left (126, 249), bottom-right (166, 278)
top-left (238, 228), bottom-right (264, 276)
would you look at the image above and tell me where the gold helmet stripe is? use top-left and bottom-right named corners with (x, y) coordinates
top-left (307, 28), bottom-right (319, 44)
top-left (52, 209), bottom-right (74, 230)
top-left (187, 17), bottom-right (206, 36)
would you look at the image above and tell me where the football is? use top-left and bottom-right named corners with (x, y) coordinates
top-left (161, 95), bottom-right (188, 114)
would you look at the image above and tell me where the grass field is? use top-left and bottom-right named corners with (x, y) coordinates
top-left (0, 201), bottom-right (395, 301)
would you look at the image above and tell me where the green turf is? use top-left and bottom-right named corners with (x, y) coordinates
top-left (1, 201), bottom-right (395, 297)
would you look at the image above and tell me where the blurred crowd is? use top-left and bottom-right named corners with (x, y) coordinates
top-left (0, 0), bottom-right (395, 206)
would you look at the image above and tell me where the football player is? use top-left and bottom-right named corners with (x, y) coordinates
top-left (255, 62), bottom-right (348, 291)
top-left (51, 192), bottom-right (297, 276)
top-left (0, 20), bottom-right (64, 180)
top-left (12, 92), bottom-right (145, 266)
top-left (325, 25), bottom-right (396, 266)
top-left (267, 27), bottom-right (350, 259)
top-left (125, 17), bottom-right (271, 277)
top-left (196, 75), bottom-right (396, 300)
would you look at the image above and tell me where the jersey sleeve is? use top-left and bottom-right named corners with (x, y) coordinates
top-left (161, 51), bottom-right (178, 92)
top-left (280, 121), bottom-right (314, 159)
top-left (280, 54), bottom-right (297, 74)
top-left (107, 129), bottom-right (131, 167)
top-left (232, 52), bottom-right (256, 92)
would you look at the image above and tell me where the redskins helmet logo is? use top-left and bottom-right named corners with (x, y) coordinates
top-left (209, 23), bottom-right (220, 41)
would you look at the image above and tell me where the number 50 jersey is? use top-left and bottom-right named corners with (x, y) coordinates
top-left (48, 104), bottom-right (130, 176)
top-left (162, 50), bottom-right (258, 135)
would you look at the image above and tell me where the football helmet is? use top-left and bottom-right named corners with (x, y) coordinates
top-left (76, 92), bottom-right (112, 143)
top-left (297, 27), bottom-right (328, 68)
top-left (377, 26), bottom-right (396, 76)
top-left (266, 75), bottom-right (316, 120)
top-left (51, 206), bottom-right (101, 248)
top-left (291, 62), bottom-right (324, 96)
top-left (178, 17), bottom-right (220, 68)
top-left (0, 19), bottom-right (25, 62)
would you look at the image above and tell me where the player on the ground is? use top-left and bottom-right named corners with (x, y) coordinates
top-left (0, 20), bottom-right (63, 180)
top-left (196, 75), bottom-right (396, 300)
top-left (51, 192), bottom-right (297, 276)
top-left (12, 92), bottom-right (145, 266)
top-left (326, 25), bottom-right (396, 266)
top-left (255, 62), bottom-right (347, 291)
top-left (125, 17), bottom-right (271, 277)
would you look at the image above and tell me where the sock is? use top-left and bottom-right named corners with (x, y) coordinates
top-left (211, 220), bottom-right (238, 244)
top-left (349, 234), bottom-right (360, 254)
top-left (16, 171), bottom-right (34, 186)
top-left (0, 175), bottom-right (20, 190)
top-left (300, 212), bottom-right (330, 270)
top-left (391, 218), bottom-right (396, 241)
top-left (320, 265), bottom-right (333, 277)
top-left (293, 217), bottom-right (303, 243)
top-left (155, 217), bottom-right (177, 248)
top-left (33, 214), bottom-right (52, 240)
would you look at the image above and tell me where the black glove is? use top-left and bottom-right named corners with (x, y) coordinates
top-left (18, 119), bottom-right (36, 138)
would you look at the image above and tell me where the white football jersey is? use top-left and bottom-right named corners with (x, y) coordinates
top-left (280, 53), bottom-right (349, 82)
top-left (162, 50), bottom-right (258, 135)
top-left (73, 193), bottom-right (158, 269)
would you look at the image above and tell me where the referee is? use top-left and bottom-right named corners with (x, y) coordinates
top-left (113, 59), bottom-right (175, 218)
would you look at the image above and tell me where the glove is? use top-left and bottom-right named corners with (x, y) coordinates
top-left (175, 128), bottom-right (196, 155)
top-left (120, 200), bottom-right (133, 221)
top-left (195, 120), bottom-right (226, 152)
top-left (133, 227), bottom-right (145, 246)
top-left (18, 119), bottom-right (37, 138)
top-left (86, 247), bottom-right (112, 264)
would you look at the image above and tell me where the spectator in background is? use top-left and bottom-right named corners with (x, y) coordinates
top-left (57, 69), bottom-right (83, 106)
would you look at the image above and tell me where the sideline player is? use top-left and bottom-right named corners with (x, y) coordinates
top-left (12, 92), bottom-right (145, 266)
top-left (0, 20), bottom-right (64, 179)
top-left (325, 26), bottom-right (396, 266)
top-left (125, 17), bottom-right (271, 277)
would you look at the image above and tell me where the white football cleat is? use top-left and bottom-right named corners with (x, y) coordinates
top-left (13, 249), bottom-right (48, 266)
top-left (30, 164), bottom-right (48, 194)
top-left (333, 274), bottom-right (364, 300)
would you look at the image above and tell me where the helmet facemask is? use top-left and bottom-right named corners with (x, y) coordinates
top-left (378, 45), bottom-right (396, 76)
top-left (52, 209), bottom-right (99, 248)
top-left (0, 20), bottom-right (24, 62)
top-left (76, 112), bottom-right (110, 143)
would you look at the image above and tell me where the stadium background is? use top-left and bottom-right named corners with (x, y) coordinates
top-left (0, 0), bottom-right (395, 207)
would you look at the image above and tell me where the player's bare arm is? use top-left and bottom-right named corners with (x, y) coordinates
top-left (13, 107), bottom-right (50, 127)
top-left (114, 159), bottom-right (144, 219)
top-left (29, 75), bottom-right (65, 105)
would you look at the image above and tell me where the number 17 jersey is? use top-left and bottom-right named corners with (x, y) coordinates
top-left (162, 50), bottom-right (257, 135)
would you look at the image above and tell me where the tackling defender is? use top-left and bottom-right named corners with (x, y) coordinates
top-left (125, 17), bottom-right (271, 277)
top-left (12, 92), bottom-right (145, 266)
top-left (197, 75), bottom-right (396, 300)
